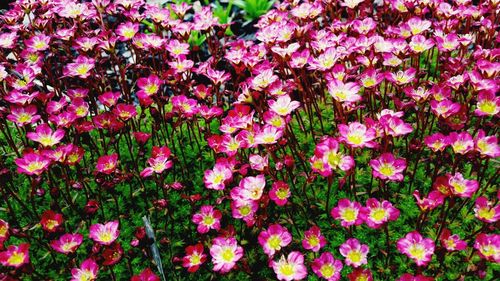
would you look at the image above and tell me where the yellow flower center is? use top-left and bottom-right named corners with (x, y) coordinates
top-left (478, 207), bottom-right (495, 220)
top-left (371, 208), bottom-right (387, 222)
top-left (76, 64), bottom-right (90, 76)
top-left (308, 235), bottom-right (320, 247)
top-left (347, 134), bottom-right (363, 145)
top-left (203, 216), bottom-right (215, 226)
top-left (18, 113), bottom-right (32, 124)
top-left (478, 101), bottom-right (497, 115)
top-left (268, 235), bottom-right (282, 249)
top-left (408, 244), bottom-right (425, 260)
top-left (145, 84), bottom-right (158, 95)
top-left (347, 250), bottom-right (362, 263)
top-left (190, 253), bottom-right (201, 265)
top-left (98, 232), bottom-right (113, 243)
top-left (279, 264), bottom-right (295, 276)
top-left (7, 252), bottom-right (25, 266)
top-left (27, 161), bottom-right (44, 172)
top-left (342, 208), bottom-right (357, 222)
top-left (320, 264), bottom-right (335, 278)
top-left (379, 164), bottom-right (395, 177)
top-left (239, 205), bottom-right (251, 216)
top-left (221, 248), bottom-right (234, 262)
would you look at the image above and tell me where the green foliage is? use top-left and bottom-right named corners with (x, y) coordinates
top-left (233, 0), bottom-right (275, 21)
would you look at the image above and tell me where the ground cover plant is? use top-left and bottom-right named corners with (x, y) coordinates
top-left (0, 0), bottom-right (499, 280)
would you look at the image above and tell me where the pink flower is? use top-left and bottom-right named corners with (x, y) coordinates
top-left (251, 68), bottom-right (278, 91)
top-left (474, 233), bottom-right (500, 263)
top-left (397, 273), bottom-right (434, 281)
top-left (255, 125), bottom-right (284, 145)
top-left (269, 181), bottom-right (291, 206)
top-left (7, 105), bottom-right (41, 126)
top-left (386, 68), bottom-right (416, 85)
top-left (182, 244), bottom-right (206, 273)
top-left (271, 251), bottom-right (308, 281)
top-left (347, 268), bottom-right (373, 281)
top-left (64, 56), bottom-right (95, 78)
top-left (302, 226), bottom-right (326, 252)
top-left (50, 233), bottom-right (83, 254)
top-left (269, 95), bottom-right (301, 116)
top-left (116, 22), bottom-right (139, 41)
top-left (327, 79), bottom-right (361, 103)
top-left (232, 175), bottom-right (266, 202)
top-left (0, 243), bottom-right (30, 268)
top-left (249, 154), bottom-right (269, 171)
top-left (15, 152), bottom-right (51, 176)
top-left (192, 205), bottom-right (222, 234)
top-left (475, 91), bottom-right (500, 116)
top-left (209, 237), bottom-right (244, 273)
top-left (27, 124), bottom-right (65, 147)
top-left (310, 137), bottom-right (354, 176)
top-left (113, 103), bottom-right (137, 121)
top-left (311, 252), bottom-right (343, 281)
top-left (258, 224), bottom-right (292, 257)
top-left (430, 99), bottom-right (461, 118)
top-left (369, 153), bottom-right (407, 182)
top-left (71, 258), bottom-right (99, 281)
top-left (331, 199), bottom-right (364, 227)
top-left (363, 198), bottom-right (400, 229)
top-left (474, 196), bottom-right (500, 223)
top-left (475, 130), bottom-right (500, 158)
top-left (204, 163), bottom-right (233, 190)
top-left (338, 122), bottom-right (377, 148)
top-left (409, 35), bottom-right (434, 53)
top-left (413, 190), bottom-right (445, 211)
top-left (439, 229), bottom-right (467, 252)
top-left (424, 132), bottom-right (449, 152)
top-left (448, 172), bottom-right (479, 198)
top-left (339, 238), bottom-right (369, 268)
top-left (397, 231), bottom-right (435, 266)
top-left (140, 146), bottom-right (173, 178)
top-left (131, 268), bottom-right (160, 281)
top-left (447, 132), bottom-right (474, 155)
top-left (96, 154), bottom-right (119, 175)
top-left (231, 199), bottom-right (258, 226)
top-left (89, 221), bottom-right (119, 245)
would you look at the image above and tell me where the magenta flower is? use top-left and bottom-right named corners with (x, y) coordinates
top-left (397, 273), bottom-right (434, 281)
top-left (64, 56), bottom-right (95, 78)
top-left (413, 190), bottom-right (445, 211)
top-left (311, 252), bottom-right (343, 281)
top-left (203, 163), bottom-right (233, 190)
top-left (363, 198), bottom-right (400, 229)
top-left (424, 132), bottom-right (449, 152)
top-left (327, 79), bottom-right (361, 103)
top-left (95, 154), bottom-right (119, 175)
top-left (338, 122), bottom-right (377, 148)
top-left (258, 224), bottom-right (292, 257)
top-left (209, 237), bottom-right (244, 273)
top-left (475, 91), bottom-right (500, 116)
top-left (7, 105), bottom-right (41, 126)
top-left (339, 238), bottom-right (369, 268)
top-left (0, 243), bottom-right (30, 268)
top-left (27, 124), bottom-right (65, 147)
top-left (474, 233), bottom-right (500, 263)
top-left (397, 231), bottom-right (435, 267)
top-left (271, 251), bottom-right (308, 281)
top-left (270, 181), bottom-right (291, 206)
top-left (71, 258), bottom-right (99, 281)
top-left (302, 226), bottom-right (326, 252)
top-left (439, 229), bottom-right (467, 252)
top-left (269, 95), bottom-right (301, 116)
top-left (347, 268), bottom-right (373, 281)
top-left (447, 132), bottom-right (474, 155)
top-left (192, 205), bottom-right (222, 234)
top-left (231, 175), bottom-right (266, 202)
top-left (369, 153), bottom-right (407, 182)
top-left (386, 68), bottom-right (416, 85)
top-left (182, 244), bottom-right (206, 273)
top-left (15, 152), bottom-right (51, 176)
top-left (331, 199), bottom-right (364, 227)
top-left (50, 233), bottom-right (83, 254)
top-left (89, 220), bottom-right (119, 245)
top-left (116, 22), bottom-right (139, 41)
top-left (310, 137), bottom-right (354, 176)
top-left (474, 196), bottom-right (500, 223)
top-left (430, 99), bottom-right (461, 118)
top-left (475, 130), bottom-right (500, 158)
top-left (448, 172), bottom-right (479, 198)
top-left (231, 199), bottom-right (258, 226)
top-left (140, 146), bottom-right (173, 178)
top-left (255, 125), bottom-right (284, 145)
